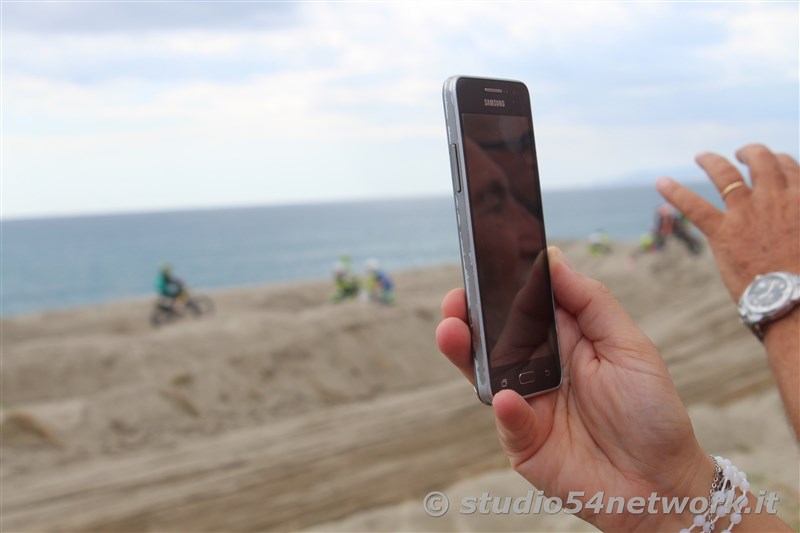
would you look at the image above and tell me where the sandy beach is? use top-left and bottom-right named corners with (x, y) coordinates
top-left (2, 241), bottom-right (798, 532)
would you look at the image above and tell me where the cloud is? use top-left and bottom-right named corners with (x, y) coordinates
top-left (2, 2), bottom-right (798, 217)
top-left (2, 2), bottom-right (298, 32)
top-left (700, 3), bottom-right (799, 83)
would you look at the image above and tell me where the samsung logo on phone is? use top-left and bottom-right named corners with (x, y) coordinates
top-left (483, 99), bottom-right (505, 107)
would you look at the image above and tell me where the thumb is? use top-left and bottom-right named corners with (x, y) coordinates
top-left (548, 246), bottom-right (641, 344)
top-left (548, 247), bottom-right (660, 367)
top-left (492, 389), bottom-right (552, 468)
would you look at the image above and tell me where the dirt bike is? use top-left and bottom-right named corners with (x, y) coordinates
top-left (149, 293), bottom-right (214, 327)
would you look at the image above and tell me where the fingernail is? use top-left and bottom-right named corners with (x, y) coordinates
top-left (655, 176), bottom-right (673, 192)
top-left (557, 248), bottom-right (574, 271)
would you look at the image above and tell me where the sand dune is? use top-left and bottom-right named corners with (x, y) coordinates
top-left (2, 241), bottom-right (797, 531)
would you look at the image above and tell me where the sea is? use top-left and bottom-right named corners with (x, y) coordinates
top-left (2, 183), bottom-right (723, 316)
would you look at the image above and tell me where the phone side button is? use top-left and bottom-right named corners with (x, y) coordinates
top-left (449, 143), bottom-right (462, 193)
top-left (519, 371), bottom-right (535, 384)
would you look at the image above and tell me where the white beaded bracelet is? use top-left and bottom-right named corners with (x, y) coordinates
top-left (679, 455), bottom-right (750, 533)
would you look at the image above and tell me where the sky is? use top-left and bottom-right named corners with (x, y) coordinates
top-left (2, 1), bottom-right (798, 219)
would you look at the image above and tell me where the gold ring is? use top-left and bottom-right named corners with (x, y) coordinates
top-left (721, 181), bottom-right (747, 200)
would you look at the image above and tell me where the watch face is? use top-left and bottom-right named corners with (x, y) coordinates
top-left (746, 274), bottom-right (792, 313)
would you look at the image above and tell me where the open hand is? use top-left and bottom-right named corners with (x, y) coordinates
top-left (656, 145), bottom-right (799, 302)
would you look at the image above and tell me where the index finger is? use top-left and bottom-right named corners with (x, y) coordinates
top-left (441, 288), bottom-right (468, 321)
top-left (435, 317), bottom-right (474, 384)
top-left (656, 177), bottom-right (723, 236)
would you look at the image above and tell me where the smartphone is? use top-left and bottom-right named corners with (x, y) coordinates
top-left (442, 76), bottom-right (562, 405)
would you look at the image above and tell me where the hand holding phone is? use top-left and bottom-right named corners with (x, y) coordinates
top-left (435, 248), bottom-right (733, 533)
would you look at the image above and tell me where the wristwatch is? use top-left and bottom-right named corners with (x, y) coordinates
top-left (738, 272), bottom-right (800, 340)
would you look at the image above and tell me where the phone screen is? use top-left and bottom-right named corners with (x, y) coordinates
top-left (457, 80), bottom-right (560, 394)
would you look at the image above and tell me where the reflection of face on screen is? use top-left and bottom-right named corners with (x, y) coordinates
top-left (464, 115), bottom-right (542, 219)
top-left (462, 114), bottom-right (551, 368)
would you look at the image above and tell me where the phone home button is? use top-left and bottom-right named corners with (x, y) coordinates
top-left (519, 371), bottom-right (535, 384)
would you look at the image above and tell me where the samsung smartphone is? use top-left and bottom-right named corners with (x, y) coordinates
top-left (442, 76), bottom-right (561, 405)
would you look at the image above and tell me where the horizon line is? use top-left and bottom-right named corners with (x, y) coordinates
top-left (1, 180), bottom-right (711, 222)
